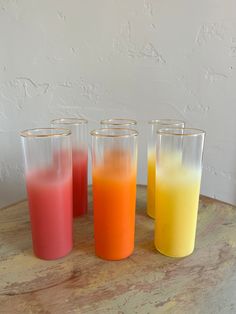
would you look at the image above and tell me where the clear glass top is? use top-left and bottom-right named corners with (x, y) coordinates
top-left (90, 128), bottom-right (138, 138)
top-left (20, 128), bottom-right (71, 138)
top-left (100, 118), bottom-right (137, 127)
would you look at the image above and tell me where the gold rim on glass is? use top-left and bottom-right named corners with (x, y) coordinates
top-left (51, 118), bottom-right (88, 125)
top-left (157, 127), bottom-right (205, 137)
top-left (90, 128), bottom-right (138, 138)
top-left (148, 119), bottom-right (185, 126)
top-left (100, 118), bottom-right (137, 126)
top-left (20, 128), bottom-right (71, 138)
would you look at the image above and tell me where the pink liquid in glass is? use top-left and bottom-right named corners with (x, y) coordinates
top-left (26, 169), bottom-right (73, 260)
top-left (72, 149), bottom-right (88, 217)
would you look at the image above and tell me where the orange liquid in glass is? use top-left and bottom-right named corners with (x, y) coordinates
top-left (92, 149), bottom-right (136, 260)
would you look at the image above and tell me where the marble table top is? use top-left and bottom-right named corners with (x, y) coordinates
top-left (1, 185), bottom-right (236, 313)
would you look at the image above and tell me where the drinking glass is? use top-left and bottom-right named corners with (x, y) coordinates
top-left (147, 119), bottom-right (185, 218)
top-left (51, 118), bottom-right (88, 217)
top-left (155, 127), bottom-right (205, 257)
top-left (20, 128), bottom-right (73, 260)
top-left (91, 128), bottom-right (138, 260)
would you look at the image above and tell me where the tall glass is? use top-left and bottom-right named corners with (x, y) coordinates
top-left (155, 128), bottom-right (205, 257)
top-left (91, 128), bottom-right (138, 260)
top-left (51, 118), bottom-right (88, 217)
top-left (20, 128), bottom-right (73, 260)
top-left (100, 118), bottom-right (137, 128)
top-left (147, 119), bottom-right (185, 219)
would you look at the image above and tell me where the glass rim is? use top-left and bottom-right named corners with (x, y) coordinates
top-left (148, 119), bottom-right (185, 126)
top-left (100, 118), bottom-right (137, 126)
top-left (157, 127), bottom-right (205, 136)
top-left (20, 128), bottom-right (71, 138)
top-left (51, 118), bottom-right (88, 125)
top-left (90, 128), bottom-right (138, 138)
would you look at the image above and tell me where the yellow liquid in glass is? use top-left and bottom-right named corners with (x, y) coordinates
top-left (155, 163), bottom-right (201, 257)
top-left (147, 150), bottom-right (183, 219)
top-left (147, 150), bottom-right (156, 218)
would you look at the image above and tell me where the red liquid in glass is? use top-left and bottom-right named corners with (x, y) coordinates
top-left (26, 169), bottom-right (73, 260)
top-left (72, 149), bottom-right (88, 217)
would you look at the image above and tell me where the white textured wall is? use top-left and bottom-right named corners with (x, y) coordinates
top-left (0, 0), bottom-right (236, 208)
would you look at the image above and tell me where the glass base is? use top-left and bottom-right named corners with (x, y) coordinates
top-left (155, 244), bottom-right (194, 258)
